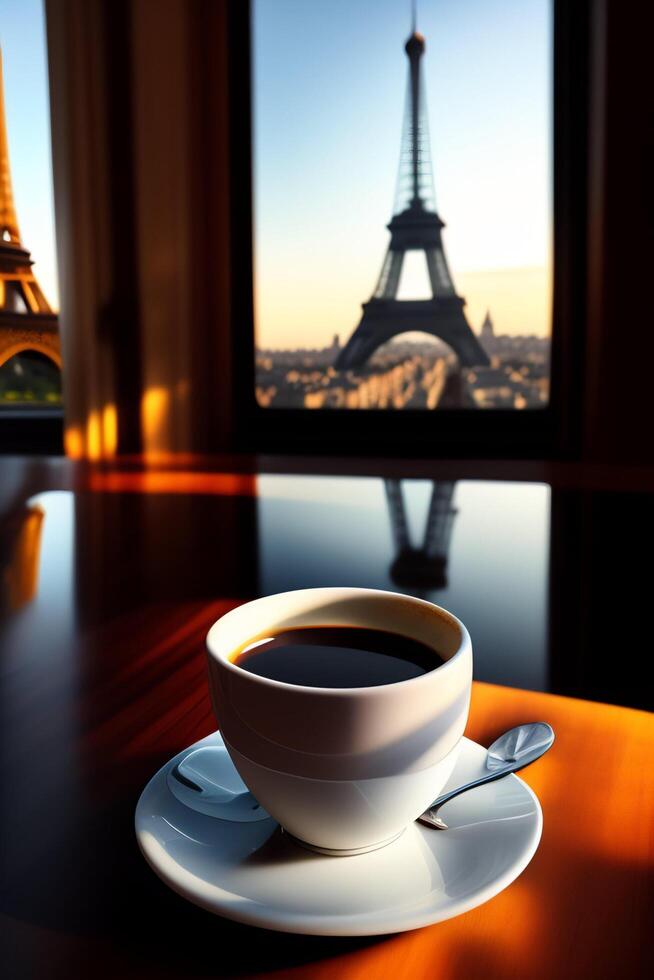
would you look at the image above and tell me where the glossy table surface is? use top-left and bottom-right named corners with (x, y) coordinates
top-left (1, 456), bottom-right (652, 979)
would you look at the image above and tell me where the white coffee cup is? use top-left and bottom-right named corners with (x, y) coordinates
top-left (206, 587), bottom-right (472, 854)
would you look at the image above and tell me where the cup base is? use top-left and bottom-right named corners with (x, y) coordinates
top-left (282, 826), bottom-right (406, 857)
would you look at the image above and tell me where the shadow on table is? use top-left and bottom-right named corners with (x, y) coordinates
top-left (1, 754), bottom-right (389, 978)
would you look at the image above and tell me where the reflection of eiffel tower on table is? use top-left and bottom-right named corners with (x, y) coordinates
top-left (336, 18), bottom-right (488, 371)
top-left (385, 480), bottom-right (457, 589)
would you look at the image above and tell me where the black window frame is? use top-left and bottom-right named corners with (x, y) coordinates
top-left (230, 0), bottom-right (589, 459)
top-left (0, 0), bottom-right (588, 460)
top-left (0, 407), bottom-right (63, 455)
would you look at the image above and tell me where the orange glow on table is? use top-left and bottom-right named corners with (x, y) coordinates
top-left (264, 682), bottom-right (652, 980)
top-left (85, 470), bottom-right (257, 496)
top-left (141, 386), bottom-right (170, 454)
top-left (226, 681), bottom-right (653, 980)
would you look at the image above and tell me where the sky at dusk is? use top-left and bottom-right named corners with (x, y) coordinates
top-left (0, 0), bottom-right (551, 347)
top-left (254, 0), bottom-right (552, 348)
top-left (0, 0), bottom-right (57, 310)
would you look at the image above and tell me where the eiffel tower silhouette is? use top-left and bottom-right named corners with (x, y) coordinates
top-left (336, 15), bottom-right (488, 371)
top-left (385, 479), bottom-right (457, 589)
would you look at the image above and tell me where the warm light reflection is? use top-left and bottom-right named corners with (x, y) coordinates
top-left (66, 406), bottom-right (118, 459)
top-left (86, 410), bottom-right (102, 460)
top-left (0, 504), bottom-right (44, 612)
top-left (102, 403), bottom-right (118, 457)
top-left (64, 426), bottom-right (84, 459)
top-left (141, 386), bottom-right (170, 454)
top-left (86, 471), bottom-right (256, 496)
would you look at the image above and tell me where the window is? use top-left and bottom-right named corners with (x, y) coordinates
top-left (252, 0), bottom-right (551, 412)
top-left (0, 0), bottom-right (61, 412)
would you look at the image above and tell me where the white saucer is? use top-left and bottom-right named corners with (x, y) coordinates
top-left (135, 731), bottom-right (542, 936)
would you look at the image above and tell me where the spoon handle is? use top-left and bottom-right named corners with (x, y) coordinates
top-left (425, 763), bottom-right (515, 813)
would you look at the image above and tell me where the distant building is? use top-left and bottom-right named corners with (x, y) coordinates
top-left (480, 310), bottom-right (495, 354)
top-left (254, 326), bottom-right (550, 411)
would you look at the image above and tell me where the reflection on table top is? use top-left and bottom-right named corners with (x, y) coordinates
top-left (1, 454), bottom-right (651, 708)
top-left (0, 455), bottom-right (652, 979)
top-left (2, 478), bottom-right (549, 690)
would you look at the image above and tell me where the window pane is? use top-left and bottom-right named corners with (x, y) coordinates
top-left (253, 0), bottom-right (551, 411)
top-left (0, 0), bottom-right (61, 409)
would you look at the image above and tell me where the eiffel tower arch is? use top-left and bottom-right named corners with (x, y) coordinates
top-left (0, 48), bottom-right (60, 372)
top-left (0, 327), bottom-right (62, 370)
top-left (336, 23), bottom-right (488, 372)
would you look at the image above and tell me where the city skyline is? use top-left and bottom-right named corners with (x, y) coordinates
top-left (254, 0), bottom-right (551, 349)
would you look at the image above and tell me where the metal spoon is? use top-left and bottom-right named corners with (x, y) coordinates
top-left (418, 722), bottom-right (554, 830)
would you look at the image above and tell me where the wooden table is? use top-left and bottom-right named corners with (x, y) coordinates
top-left (1, 458), bottom-right (652, 979)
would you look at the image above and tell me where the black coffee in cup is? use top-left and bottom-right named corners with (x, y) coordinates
top-left (231, 625), bottom-right (445, 688)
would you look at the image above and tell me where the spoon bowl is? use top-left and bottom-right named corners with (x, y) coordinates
top-left (418, 722), bottom-right (554, 830)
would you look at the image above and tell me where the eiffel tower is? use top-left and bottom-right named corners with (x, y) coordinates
top-left (336, 16), bottom-right (488, 371)
top-left (0, 47), bottom-right (59, 370)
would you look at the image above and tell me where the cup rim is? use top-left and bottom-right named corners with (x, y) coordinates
top-left (206, 587), bottom-right (471, 697)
